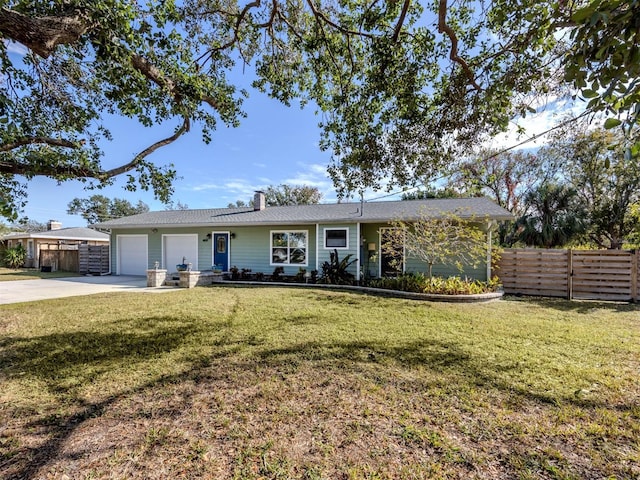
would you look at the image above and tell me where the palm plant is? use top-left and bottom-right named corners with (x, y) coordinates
top-left (318, 249), bottom-right (357, 285)
top-left (515, 183), bottom-right (587, 248)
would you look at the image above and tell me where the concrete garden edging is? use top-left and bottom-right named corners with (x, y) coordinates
top-left (213, 280), bottom-right (504, 303)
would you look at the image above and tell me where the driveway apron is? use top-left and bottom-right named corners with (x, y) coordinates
top-left (0, 276), bottom-right (172, 305)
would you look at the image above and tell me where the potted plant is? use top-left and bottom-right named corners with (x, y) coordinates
top-left (176, 256), bottom-right (190, 272)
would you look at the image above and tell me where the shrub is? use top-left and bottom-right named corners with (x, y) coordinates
top-left (294, 267), bottom-right (307, 283)
top-left (271, 266), bottom-right (285, 282)
top-left (229, 265), bottom-right (240, 280)
top-left (368, 273), bottom-right (501, 295)
top-left (3, 244), bottom-right (26, 269)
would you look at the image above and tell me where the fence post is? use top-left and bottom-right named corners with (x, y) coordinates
top-left (632, 249), bottom-right (638, 303)
top-left (567, 249), bottom-right (573, 300)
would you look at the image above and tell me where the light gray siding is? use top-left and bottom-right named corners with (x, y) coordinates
top-left (316, 223), bottom-right (359, 277)
top-left (229, 224), bottom-right (317, 276)
top-left (360, 222), bottom-right (489, 281)
top-left (109, 220), bottom-right (490, 280)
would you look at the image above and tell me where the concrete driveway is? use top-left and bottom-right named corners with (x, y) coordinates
top-left (0, 275), bottom-right (176, 305)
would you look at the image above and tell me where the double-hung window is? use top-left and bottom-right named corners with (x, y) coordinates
top-left (324, 228), bottom-right (349, 249)
top-left (271, 230), bottom-right (308, 265)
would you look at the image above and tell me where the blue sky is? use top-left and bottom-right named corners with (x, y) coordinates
top-left (20, 85), bottom-right (342, 227)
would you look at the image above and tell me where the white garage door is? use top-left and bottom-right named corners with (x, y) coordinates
top-left (117, 235), bottom-right (148, 275)
top-left (163, 234), bottom-right (199, 271)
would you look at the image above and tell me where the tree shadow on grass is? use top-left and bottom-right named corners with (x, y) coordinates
top-left (254, 337), bottom-right (635, 411)
top-left (0, 316), bottom-right (202, 392)
top-left (0, 315), bottom-right (241, 479)
top-left (502, 295), bottom-right (640, 314)
top-left (1, 308), bottom-right (636, 479)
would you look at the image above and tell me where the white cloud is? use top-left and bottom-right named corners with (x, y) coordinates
top-left (488, 98), bottom-right (587, 150)
top-left (5, 41), bottom-right (28, 56)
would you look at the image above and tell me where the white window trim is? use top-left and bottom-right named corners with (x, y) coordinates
top-left (323, 227), bottom-right (349, 250)
top-left (270, 230), bottom-right (309, 266)
top-left (211, 231), bottom-right (231, 269)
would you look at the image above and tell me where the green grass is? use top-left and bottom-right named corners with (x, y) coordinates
top-left (0, 286), bottom-right (638, 479)
top-left (0, 266), bottom-right (80, 281)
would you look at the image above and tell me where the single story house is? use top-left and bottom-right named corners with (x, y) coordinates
top-left (93, 193), bottom-right (512, 282)
top-left (1, 221), bottom-right (110, 268)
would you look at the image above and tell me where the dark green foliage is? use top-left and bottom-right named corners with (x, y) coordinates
top-left (271, 266), bottom-right (285, 282)
top-left (67, 195), bottom-right (149, 225)
top-left (318, 249), bottom-right (356, 285)
top-left (3, 244), bottom-right (26, 269)
top-left (368, 272), bottom-right (501, 295)
top-left (229, 266), bottom-right (239, 280)
top-left (2, 0), bottom-right (637, 222)
top-left (562, 0), bottom-right (640, 143)
top-left (515, 183), bottom-right (587, 248)
top-left (294, 268), bottom-right (307, 283)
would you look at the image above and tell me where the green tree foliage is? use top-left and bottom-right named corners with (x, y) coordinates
top-left (562, 0), bottom-right (640, 145)
top-left (542, 127), bottom-right (640, 249)
top-left (446, 149), bottom-right (556, 246)
top-left (382, 212), bottom-right (488, 278)
top-left (263, 185), bottom-right (323, 206)
top-left (1, 0), bottom-right (638, 222)
top-left (515, 183), bottom-right (587, 248)
top-left (449, 150), bottom-right (555, 215)
top-left (401, 187), bottom-right (465, 201)
top-left (67, 195), bottom-right (149, 224)
top-left (11, 219), bottom-right (48, 232)
top-left (229, 185), bottom-right (322, 208)
top-left (0, 0), bottom-right (244, 221)
top-left (628, 203), bottom-right (640, 247)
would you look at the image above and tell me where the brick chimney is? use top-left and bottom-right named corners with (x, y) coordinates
top-left (254, 191), bottom-right (266, 211)
top-left (47, 220), bottom-right (62, 230)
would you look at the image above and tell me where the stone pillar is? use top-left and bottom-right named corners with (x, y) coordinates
top-left (179, 270), bottom-right (200, 288)
top-left (147, 269), bottom-right (167, 287)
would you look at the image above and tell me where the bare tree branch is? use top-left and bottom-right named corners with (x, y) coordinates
top-left (0, 119), bottom-right (190, 181)
top-left (392, 0), bottom-right (411, 42)
top-left (305, 0), bottom-right (375, 39)
top-left (437, 0), bottom-right (481, 91)
top-left (101, 117), bottom-right (191, 179)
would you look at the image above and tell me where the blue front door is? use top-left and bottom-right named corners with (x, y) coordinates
top-left (213, 233), bottom-right (229, 271)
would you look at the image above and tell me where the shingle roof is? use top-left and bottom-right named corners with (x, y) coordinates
top-left (93, 197), bottom-right (513, 229)
top-left (2, 227), bottom-right (110, 241)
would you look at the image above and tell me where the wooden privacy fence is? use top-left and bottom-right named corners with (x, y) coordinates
top-left (39, 244), bottom-right (110, 274)
top-left (78, 245), bottom-right (110, 275)
top-left (497, 249), bottom-right (640, 302)
top-left (40, 248), bottom-right (79, 272)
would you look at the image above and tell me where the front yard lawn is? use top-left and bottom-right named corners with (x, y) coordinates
top-left (0, 267), bottom-right (80, 281)
top-left (0, 287), bottom-right (638, 479)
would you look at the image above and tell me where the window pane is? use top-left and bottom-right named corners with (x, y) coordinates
top-left (289, 232), bottom-right (306, 248)
top-left (272, 248), bottom-right (288, 263)
top-left (272, 233), bottom-right (288, 247)
top-left (290, 248), bottom-right (306, 264)
top-left (216, 236), bottom-right (226, 253)
top-left (326, 229), bottom-right (347, 247)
